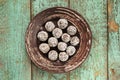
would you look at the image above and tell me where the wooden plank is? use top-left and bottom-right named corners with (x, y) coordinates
top-left (69, 0), bottom-right (108, 80)
top-left (31, 0), bottom-right (69, 18)
top-left (31, 0), bottom-right (70, 80)
top-left (0, 0), bottom-right (31, 80)
top-left (108, 0), bottom-right (120, 80)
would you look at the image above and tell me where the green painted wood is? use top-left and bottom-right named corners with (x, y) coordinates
top-left (0, 0), bottom-right (120, 80)
top-left (31, 0), bottom-right (70, 80)
top-left (31, 0), bottom-right (69, 18)
top-left (69, 0), bottom-right (108, 80)
top-left (108, 0), bottom-right (120, 80)
top-left (0, 0), bottom-right (31, 80)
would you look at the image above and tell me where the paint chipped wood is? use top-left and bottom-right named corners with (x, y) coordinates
top-left (0, 0), bottom-right (31, 80)
top-left (108, 20), bottom-right (119, 32)
top-left (108, 0), bottom-right (120, 80)
top-left (0, 0), bottom-right (120, 80)
top-left (70, 0), bottom-right (107, 80)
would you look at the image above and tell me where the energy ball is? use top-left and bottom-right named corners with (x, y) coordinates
top-left (45, 21), bottom-right (55, 32)
top-left (59, 52), bottom-right (69, 62)
top-left (70, 36), bottom-right (80, 46)
top-left (58, 42), bottom-right (67, 51)
top-left (61, 33), bottom-right (71, 43)
top-left (48, 37), bottom-right (58, 47)
top-left (39, 43), bottom-right (50, 53)
top-left (66, 46), bottom-right (76, 56)
top-left (67, 25), bottom-right (77, 35)
top-left (57, 19), bottom-right (68, 29)
top-left (48, 50), bottom-right (58, 61)
top-left (52, 28), bottom-right (63, 38)
top-left (37, 31), bottom-right (48, 41)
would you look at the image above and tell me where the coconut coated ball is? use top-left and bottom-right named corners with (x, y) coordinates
top-left (45, 21), bottom-right (55, 32)
top-left (67, 25), bottom-right (77, 35)
top-left (52, 28), bottom-right (63, 38)
top-left (48, 50), bottom-right (58, 61)
top-left (58, 42), bottom-right (67, 51)
top-left (59, 52), bottom-right (69, 62)
top-left (70, 36), bottom-right (80, 46)
top-left (66, 46), bottom-right (76, 56)
top-left (48, 37), bottom-right (58, 47)
top-left (39, 43), bottom-right (50, 53)
top-left (61, 33), bottom-right (71, 43)
top-left (37, 31), bottom-right (48, 41)
top-left (57, 19), bottom-right (68, 29)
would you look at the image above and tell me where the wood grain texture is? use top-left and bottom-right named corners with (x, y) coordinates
top-left (69, 0), bottom-right (108, 80)
top-left (108, 0), bottom-right (120, 80)
top-left (0, 0), bottom-right (31, 80)
top-left (0, 0), bottom-right (119, 80)
top-left (31, 0), bottom-right (70, 80)
top-left (31, 0), bottom-right (68, 18)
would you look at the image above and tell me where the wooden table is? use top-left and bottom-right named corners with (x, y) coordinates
top-left (0, 0), bottom-right (120, 80)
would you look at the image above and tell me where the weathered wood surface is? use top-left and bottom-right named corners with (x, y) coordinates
top-left (108, 0), bottom-right (120, 80)
top-left (0, 0), bottom-right (120, 80)
top-left (0, 0), bottom-right (31, 80)
top-left (70, 0), bottom-right (108, 80)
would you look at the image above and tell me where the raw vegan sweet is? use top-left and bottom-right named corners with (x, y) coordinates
top-left (66, 46), bottom-right (76, 56)
top-left (52, 28), bottom-right (63, 38)
top-left (48, 50), bottom-right (58, 61)
top-left (39, 43), bottom-right (50, 53)
top-left (70, 36), bottom-right (80, 46)
top-left (67, 25), bottom-right (77, 35)
top-left (37, 18), bottom-right (80, 62)
top-left (48, 37), bottom-right (58, 47)
top-left (61, 33), bottom-right (71, 43)
top-left (58, 42), bottom-right (67, 51)
top-left (45, 21), bottom-right (55, 32)
top-left (57, 19), bottom-right (68, 29)
top-left (59, 52), bottom-right (69, 62)
top-left (37, 31), bottom-right (48, 41)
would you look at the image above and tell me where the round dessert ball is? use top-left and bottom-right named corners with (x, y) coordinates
top-left (37, 31), bottom-right (48, 41)
top-left (70, 36), bottom-right (80, 46)
top-left (67, 25), bottom-right (77, 35)
top-left (57, 19), bottom-right (68, 29)
top-left (66, 46), bottom-right (76, 56)
top-left (48, 50), bottom-right (58, 61)
top-left (61, 33), bottom-right (71, 43)
top-left (59, 52), bottom-right (69, 62)
top-left (48, 37), bottom-right (58, 47)
top-left (39, 43), bottom-right (50, 53)
top-left (52, 28), bottom-right (63, 38)
top-left (45, 21), bottom-right (55, 32)
top-left (58, 42), bottom-right (67, 51)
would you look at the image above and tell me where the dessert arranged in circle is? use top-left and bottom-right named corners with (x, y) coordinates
top-left (37, 18), bottom-right (80, 62)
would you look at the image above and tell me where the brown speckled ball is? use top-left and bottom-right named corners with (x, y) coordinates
top-left (37, 31), bottom-right (48, 41)
top-left (39, 43), bottom-right (50, 53)
top-left (66, 46), bottom-right (76, 56)
top-left (70, 36), bottom-right (80, 46)
top-left (67, 25), bottom-right (77, 35)
top-left (59, 52), bottom-right (69, 62)
top-left (45, 21), bottom-right (55, 32)
top-left (48, 37), bottom-right (58, 47)
top-left (57, 19), bottom-right (68, 29)
top-left (61, 33), bottom-right (71, 43)
top-left (58, 42), bottom-right (67, 51)
top-left (48, 50), bottom-right (58, 61)
top-left (52, 28), bottom-right (63, 38)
